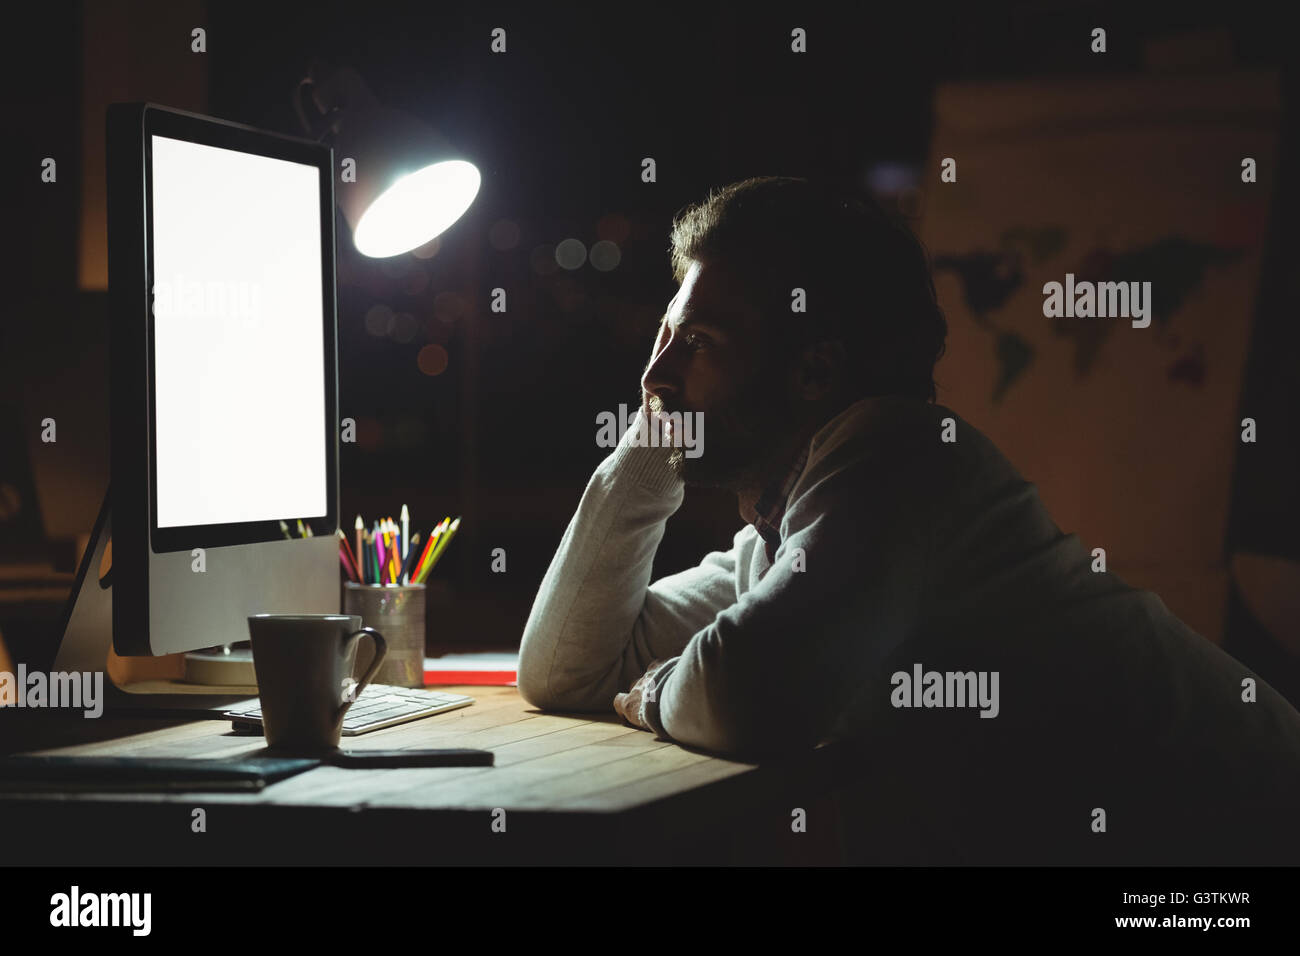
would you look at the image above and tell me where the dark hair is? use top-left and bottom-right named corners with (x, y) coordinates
top-left (669, 176), bottom-right (947, 402)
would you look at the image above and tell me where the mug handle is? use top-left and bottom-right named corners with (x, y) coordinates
top-left (339, 627), bottom-right (388, 721)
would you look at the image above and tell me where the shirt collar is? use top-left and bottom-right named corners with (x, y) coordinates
top-left (750, 438), bottom-right (811, 564)
top-left (746, 396), bottom-right (885, 563)
top-left (749, 396), bottom-right (926, 563)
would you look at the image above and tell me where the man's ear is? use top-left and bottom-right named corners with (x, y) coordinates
top-left (796, 339), bottom-right (848, 400)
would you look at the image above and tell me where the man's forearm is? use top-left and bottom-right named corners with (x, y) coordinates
top-left (517, 416), bottom-right (684, 712)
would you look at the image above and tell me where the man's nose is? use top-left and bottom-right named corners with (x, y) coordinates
top-left (641, 336), bottom-right (678, 401)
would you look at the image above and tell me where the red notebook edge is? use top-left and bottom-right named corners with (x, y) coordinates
top-left (423, 670), bottom-right (517, 686)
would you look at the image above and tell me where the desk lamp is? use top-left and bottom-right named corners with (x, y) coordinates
top-left (294, 62), bottom-right (480, 257)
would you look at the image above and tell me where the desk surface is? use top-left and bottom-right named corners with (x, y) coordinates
top-left (12, 686), bottom-right (752, 811)
top-left (0, 686), bottom-right (849, 864)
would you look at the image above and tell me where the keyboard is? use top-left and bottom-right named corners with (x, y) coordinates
top-left (225, 685), bottom-right (474, 736)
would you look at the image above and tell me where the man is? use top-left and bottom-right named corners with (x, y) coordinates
top-left (517, 176), bottom-right (1300, 863)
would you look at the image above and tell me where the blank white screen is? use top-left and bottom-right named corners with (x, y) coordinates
top-left (151, 135), bottom-right (327, 529)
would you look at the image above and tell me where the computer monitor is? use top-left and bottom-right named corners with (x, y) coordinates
top-left (59, 103), bottom-right (340, 670)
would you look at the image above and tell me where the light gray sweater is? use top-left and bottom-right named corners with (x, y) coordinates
top-left (517, 395), bottom-right (1300, 793)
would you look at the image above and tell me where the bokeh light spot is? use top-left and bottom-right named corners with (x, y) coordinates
top-left (418, 343), bottom-right (450, 376)
top-left (555, 238), bottom-right (587, 270)
top-left (590, 239), bottom-right (621, 271)
top-left (391, 312), bottom-right (418, 343)
top-left (434, 291), bottom-right (468, 325)
top-left (364, 303), bottom-right (395, 337)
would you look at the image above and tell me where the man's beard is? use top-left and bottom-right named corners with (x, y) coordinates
top-left (648, 374), bottom-right (797, 491)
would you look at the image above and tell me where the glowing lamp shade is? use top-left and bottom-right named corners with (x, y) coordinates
top-left (352, 160), bottom-right (480, 258)
top-left (306, 67), bottom-right (481, 258)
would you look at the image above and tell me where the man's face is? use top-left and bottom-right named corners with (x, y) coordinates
top-left (641, 259), bottom-right (798, 488)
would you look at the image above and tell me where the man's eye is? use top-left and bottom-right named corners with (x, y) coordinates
top-left (683, 335), bottom-right (708, 351)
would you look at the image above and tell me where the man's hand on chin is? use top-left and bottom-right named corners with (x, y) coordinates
top-left (613, 659), bottom-right (666, 731)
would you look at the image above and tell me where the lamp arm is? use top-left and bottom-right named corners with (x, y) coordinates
top-left (293, 77), bottom-right (342, 144)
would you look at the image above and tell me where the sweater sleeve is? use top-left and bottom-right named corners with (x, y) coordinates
top-left (516, 407), bottom-right (740, 713)
top-left (640, 429), bottom-right (935, 758)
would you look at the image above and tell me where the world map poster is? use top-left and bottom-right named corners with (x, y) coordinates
top-left (919, 71), bottom-right (1279, 641)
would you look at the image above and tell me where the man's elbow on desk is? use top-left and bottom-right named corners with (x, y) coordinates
top-left (516, 675), bottom-right (574, 713)
top-left (517, 667), bottom-right (613, 715)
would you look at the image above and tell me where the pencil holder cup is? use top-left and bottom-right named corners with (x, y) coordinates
top-left (343, 582), bottom-right (426, 688)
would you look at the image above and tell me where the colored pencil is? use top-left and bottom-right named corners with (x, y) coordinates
top-left (342, 529), bottom-right (360, 579)
top-left (432, 516), bottom-right (460, 566)
top-left (398, 532), bottom-right (422, 584)
top-left (414, 517), bottom-right (448, 583)
top-left (401, 504), bottom-right (410, 561)
top-left (359, 531), bottom-right (368, 584)
top-left (354, 515), bottom-right (364, 574)
top-left (384, 525), bottom-right (398, 584)
top-left (416, 516), bottom-right (460, 583)
top-left (410, 531), bottom-right (437, 586)
top-left (338, 541), bottom-right (360, 583)
top-left (337, 528), bottom-right (360, 578)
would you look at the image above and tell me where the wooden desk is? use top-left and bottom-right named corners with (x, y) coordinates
top-left (0, 686), bottom-right (851, 865)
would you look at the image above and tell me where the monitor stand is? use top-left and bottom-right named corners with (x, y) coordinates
top-left (182, 645), bottom-right (257, 685)
top-left (51, 490), bottom-right (258, 717)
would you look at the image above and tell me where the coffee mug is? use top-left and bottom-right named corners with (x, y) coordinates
top-left (247, 613), bottom-right (387, 753)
